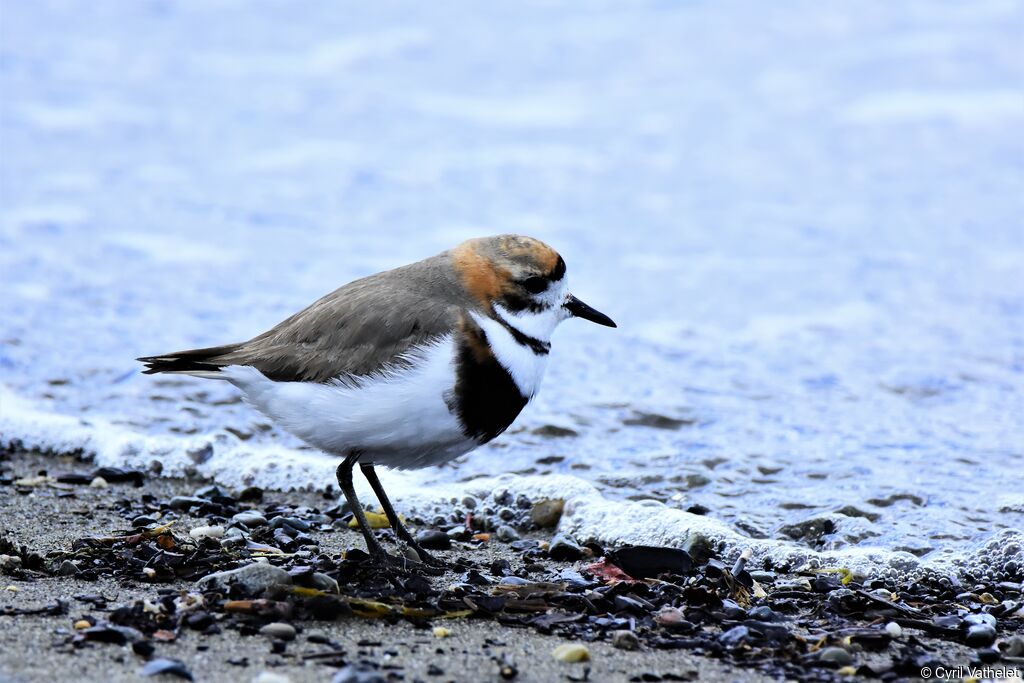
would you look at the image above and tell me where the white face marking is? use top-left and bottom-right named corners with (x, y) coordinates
top-left (493, 277), bottom-right (571, 343)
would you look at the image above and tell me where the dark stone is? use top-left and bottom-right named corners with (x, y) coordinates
top-left (965, 624), bottom-right (997, 647)
top-left (415, 529), bottom-right (452, 550)
top-left (548, 534), bottom-right (583, 561)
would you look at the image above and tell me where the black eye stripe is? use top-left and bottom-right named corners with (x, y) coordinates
top-left (522, 277), bottom-right (548, 294)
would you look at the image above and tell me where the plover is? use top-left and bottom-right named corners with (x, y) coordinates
top-left (139, 235), bottom-right (615, 565)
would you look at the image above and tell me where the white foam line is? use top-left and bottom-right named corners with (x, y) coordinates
top-left (2, 385), bottom-right (1014, 579)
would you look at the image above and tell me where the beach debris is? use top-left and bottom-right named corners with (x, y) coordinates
top-left (2, 471), bottom-right (1021, 683)
top-left (607, 545), bottom-right (693, 579)
top-left (348, 511), bottom-right (391, 529)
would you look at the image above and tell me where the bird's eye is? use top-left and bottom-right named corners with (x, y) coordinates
top-left (522, 277), bottom-right (548, 294)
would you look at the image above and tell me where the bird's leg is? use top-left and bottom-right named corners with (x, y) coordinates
top-left (336, 452), bottom-right (389, 562)
top-left (360, 463), bottom-right (445, 567)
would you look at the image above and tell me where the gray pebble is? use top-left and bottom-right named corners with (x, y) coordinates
top-left (197, 562), bottom-right (292, 595)
top-left (747, 606), bottom-right (776, 621)
top-left (259, 622), bottom-right (296, 641)
top-left (818, 646), bottom-right (853, 665)
top-left (168, 496), bottom-right (204, 510)
top-left (611, 630), bottom-right (640, 650)
top-left (309, 572), bottom-right (340, 594)
top-left (530, 499), bottom-right (564, 527)
top-left (331, 665), bottom-right (385, 683)
top-left (965, 613), bottom-right (997, 628)
top-left (496, 525), bottom-right (520, 543)
top-left (232, 511), bottom-right (268, 528)
top-left (269, 516), bottom-right (311, 532)
top-left (57, 560), bottom-right (78, 576)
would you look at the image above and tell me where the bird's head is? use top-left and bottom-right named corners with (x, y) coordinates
top-left (452, 234), bottom-right (616, 337)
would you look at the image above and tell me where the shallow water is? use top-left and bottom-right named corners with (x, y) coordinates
top-left (2, 1), bottom-right (1023, 577)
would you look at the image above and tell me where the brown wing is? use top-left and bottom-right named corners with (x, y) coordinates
top-left (139, 254), bottom-right (474, 382)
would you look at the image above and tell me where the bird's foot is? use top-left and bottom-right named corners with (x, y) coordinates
top-left (403, 543), bottom-right (447, 569)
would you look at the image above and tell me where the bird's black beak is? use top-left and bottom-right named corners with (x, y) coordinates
top-left (565, 295), bottom-right (617, 328)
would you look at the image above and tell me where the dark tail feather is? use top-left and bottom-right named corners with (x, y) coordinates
top-left (137, 343), bottom-right (243, 375)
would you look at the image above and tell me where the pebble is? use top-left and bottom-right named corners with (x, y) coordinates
top-left (654, 605), bottom-right (686, 626)
top-left (259, 622), bottom-right (296, 641)
top-left (432, 626), bottom-right (450, 638)
top-left (748, 606), bottom-right (776, 622)
top-left (551, 643), bottom-right (590, 662)
top-left (168, 496), bottom-right (204, 510)
top-left (309, 572), bottom-right (340, 594)
top-left (1004, 635), bottom-right (1024, 657)
top-left (446, 526), bottom-right (472, 542)
top-left (331, 665), bottom-right (386, 683)
top-left (132, 515), bottom-right (158, 527)
top-left (232, 511), bottom-right (268, 528)
top-left (884, 621), bottom-right (902, 638)
top-left (57, 560), bottom-right (78, 576)
top-left (189, 525), bottom-right (225, 540)
top-left (965, 612), bottom-right (997, 628)
top-left (965, 623), bottom-right (997, 647)
top-left (269, 516), bottom-right (311, 532)
top-left (530, 499), bottom-right (565, 528)
top-left (548, 533), bottom-right (583, 561)
top-left (496, 525), bottom-right (520, 542)
top-left (196, 562), bottom-right (292, 594)
top-left (89, 476), bottom-right (108, 488)
top-left (138, 657), bottom-right (193, 680)
top-left (775, 577), bottom-right (813, 592)
top-left (194, 484), bottom-right (228, 499)
top-left (682, 532), bottom-right (714, 564)
top-left (719, 625), bottom-right (750, 647)
top-left (73, 619), bottom-right (91, 630)
top-left (817, 646), bottom-right (853, 665)
top-left (611, 629), bottom-right (640, 650)
top-left (414, 529), bottom-right (451, 550)
top-left (253, 673), bottom-right (292, 683)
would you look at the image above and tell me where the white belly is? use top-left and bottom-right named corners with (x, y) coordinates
top-left (221, 335), bottom-right (477, 469)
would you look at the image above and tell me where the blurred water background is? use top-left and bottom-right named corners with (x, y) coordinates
top-left (2, 0), bottom-right (1023, 576)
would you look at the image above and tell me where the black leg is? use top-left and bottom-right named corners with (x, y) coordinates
top-left (361, 463), bottom-right (445, 567)
top-left (336, 452), bottom-right (388, 560)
